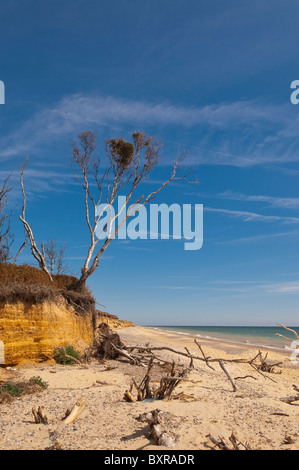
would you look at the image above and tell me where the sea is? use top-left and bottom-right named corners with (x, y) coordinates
top-left (149, 325), bottom-right (299, 351)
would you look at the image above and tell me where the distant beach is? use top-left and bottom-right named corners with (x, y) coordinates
top-left (147, 325), bottom-right (299, 351)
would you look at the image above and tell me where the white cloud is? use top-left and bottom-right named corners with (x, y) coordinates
top-left (218, 191), bottom-right (299, 209)
top-left (1, 93), bottom-right (298, 168)
top-left (265, 283), bottom-right (299, 293)
top-left (205, 207), bottom-right (299, 224)
top-left (214, 230), bottom-right (299, 245)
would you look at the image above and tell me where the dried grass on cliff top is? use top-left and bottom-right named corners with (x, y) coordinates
top-left (0, 263), bottom-right (95, 315)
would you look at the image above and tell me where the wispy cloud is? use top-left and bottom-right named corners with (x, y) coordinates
top-left (205, 207), bottom-right (299, 224)
top-left (265, 283), bottom-right (299, 293)
top-left (214, 230), bottom-right (299, 245)
top-left (0, 167), bottom-right (77, 199)
top-left (1, 93), bottom-right (299, 168)
top-left (218, 191), bottom-right (299, 209)
top-left (152, 279), bottom-right (299, 295)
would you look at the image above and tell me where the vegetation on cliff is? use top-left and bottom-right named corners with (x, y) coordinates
top-left (0, 262), bottom-right (95, 316)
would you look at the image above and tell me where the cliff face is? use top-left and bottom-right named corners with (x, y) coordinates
top-left (96, 310), bottom-right (134, 330)
top-left (0, 296), bottom-right (94, 365)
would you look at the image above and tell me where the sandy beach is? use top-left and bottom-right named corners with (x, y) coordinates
top-left (0, 325), bottom-right (298, 451)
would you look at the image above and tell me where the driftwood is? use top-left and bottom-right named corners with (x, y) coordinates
top-left (154, 366), bottom-right (190, 400)
top-left (61, 398), bottom-right (86, 425)
top-left (124, 340), bottom-right (281, 390)
top-left (125, 358), bottom-right (190, 401)
top-left (32, 398), bottom-right (86, 427)
top-left (219, 361), bottom-right (238, 392)
top-left (255, 351), bottom-right (282, 374)
top-left (32, 406), bottom-right (48, 424)
top-left (124, 384), bottom-right (136, 402)
top-left (280, 385), bottom-right (299, 405)
top-left (282, 435), bottom-right (295, 445)
top-left (34, 399), bottom-right (87, 450)
top-left (275, 323), bottom-right (299, 344)
top-left (88, 325), bottom-right (284, 393)
top-left (86, 323), bottom-right (134, 362)
top-left (209, 433), bottom-right (252, 450)
top-left (137, 409), bottom-right (175, 449)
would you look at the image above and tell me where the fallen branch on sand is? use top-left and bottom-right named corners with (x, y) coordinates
top-left (280, 385), bottom-right (299, 405)
top-left (208, 433), bottom-right (252, 450)
top-left (219, 360), bottom-right (238, 392)
top-left (124, 341), bottom-right (280, 391)
top-left (254, 351), bottom-right (282, 374)
top-left (90, 326), bottom-right (283, 392)
top-left (60, 398), bottom-right (87, 425)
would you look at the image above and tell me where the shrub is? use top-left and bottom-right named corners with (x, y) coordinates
top-left (0, 377), bottom-right (49, 404)
top-left (53, 345), bottom-right (81, 365)
top-left (29, 376), bottom-right (49, 389)
top-left (2, 381), bottom-right (23, 397)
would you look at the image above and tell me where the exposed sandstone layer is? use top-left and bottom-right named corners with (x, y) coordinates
top-left (96, 310), bottom-right (134, 330)
top-left (0, 296), bottom-right (94, 364)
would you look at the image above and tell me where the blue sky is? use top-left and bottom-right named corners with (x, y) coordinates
top-left (1, 0), bottom-right (299, 326)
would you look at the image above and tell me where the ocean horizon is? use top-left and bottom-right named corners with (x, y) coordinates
top-left (146, 325), bottom-right (299, 351)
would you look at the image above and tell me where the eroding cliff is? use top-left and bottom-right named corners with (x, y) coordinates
top-left (0, 264), bottom-right (134, 365)
top-left (0, 296), bottom-right (94, 364)
top-left (96, 310), bottom-right (134, 330)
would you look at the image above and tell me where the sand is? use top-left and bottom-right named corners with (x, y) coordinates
top-left (0, 325), bottom-right (298, 450)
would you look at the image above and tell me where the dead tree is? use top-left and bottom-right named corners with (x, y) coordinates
top-left (0, 175), bottom-right (13, 263)
top-left (44, 240), bottom-right (69, 275)
top-left (56, 243), bottom-right (69, 275)
top-left (72, 131), bottom-right (195, 290)
top-left (18, 157), bottom-right (53, 282)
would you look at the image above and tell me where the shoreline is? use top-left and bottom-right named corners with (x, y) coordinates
top-left (143, 325), bottom-right (293, 354)
top-left (135, 325), bottom-right (293, 358)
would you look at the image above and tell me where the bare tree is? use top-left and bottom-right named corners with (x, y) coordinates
top-left (18, 157), bottom-right (53, 282)
top-left (56, 243), bottom-right (69, 275)
top-left (0, 175), bottom-right (13, 263)
top-left (44, 240), bottom-right (56, 276)
top-left (72, 131), bottom-right (195, 289)
top-left (44, 240), bottom-right (69, 275)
